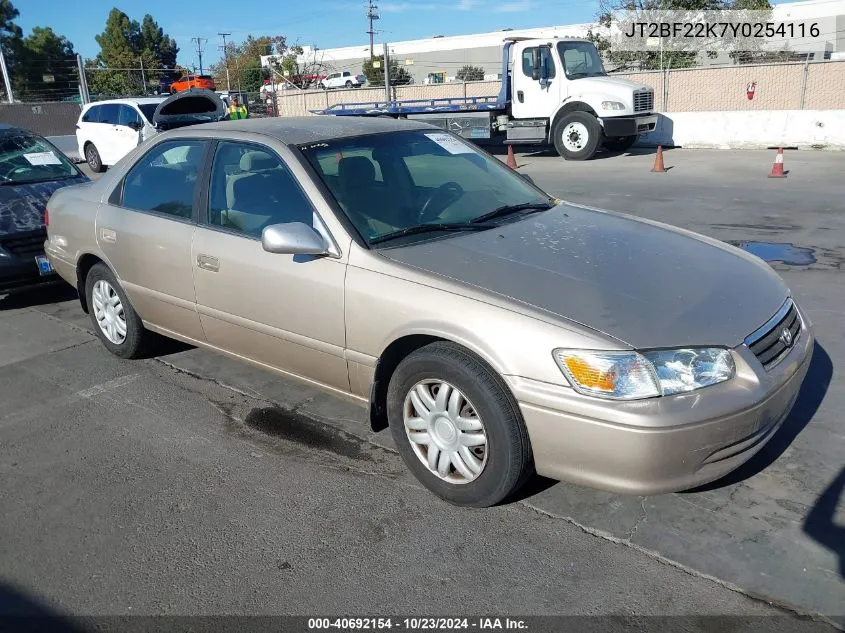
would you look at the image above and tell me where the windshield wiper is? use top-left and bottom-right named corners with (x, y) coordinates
top-left (369, 222), bottom-right (495, 245)
top-left (471, 201), bottom-right (554, 224)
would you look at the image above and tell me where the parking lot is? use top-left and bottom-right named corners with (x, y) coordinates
top-left (1, 148), bottom-right (843, 625)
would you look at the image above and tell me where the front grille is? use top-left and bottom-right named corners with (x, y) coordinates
top-left (633, 90), bottom-right (654, 112)
top-left (745, 299), bottom-right (801, 370)
top-left (0, 228), bottom-right (47, 258)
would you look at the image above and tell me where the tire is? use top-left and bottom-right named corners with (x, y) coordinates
top-left (552, 111), bottom-right (602, 160)
top-left (345, 80), bottom-right (353, 88)
top-left (85, 263), bottom-right (151, 359)
top-left (387, 341), bottom-right (533, 507)
top-left (603, 135), bottom-right (638, 152)
top-left (85, 143), bottom-right (106, 173)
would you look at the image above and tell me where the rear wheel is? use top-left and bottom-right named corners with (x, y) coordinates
top-left (85, 263), bottom-right (151, 359)
top-left (85, 143), bottom-right (105, 173)
top-left (604, 135), bottom-right (638, 152)
top-left (387, 341), bottom-right (533, 507)
top-left (552, 111), bottom-right (602, 160)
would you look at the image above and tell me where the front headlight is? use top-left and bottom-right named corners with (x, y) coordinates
top-left (552, 348), bottom-right (735, 400)
top-left (601, 101), bottom-right (626, 110)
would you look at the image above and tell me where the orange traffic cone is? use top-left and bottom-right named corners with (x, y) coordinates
top-left (768, 147), bottom-right (787, 178)
top-left (506, 145), bottom-right (517, 170)
top-left (651, 145), bottom-right (666, 173)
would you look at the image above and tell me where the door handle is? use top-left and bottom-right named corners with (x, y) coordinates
top-left (517, 90), bottom-right (524, 103)
top-left (197, 254), bottom-right (219, 272)
top-left (100, 228), bottom-right (116, 243)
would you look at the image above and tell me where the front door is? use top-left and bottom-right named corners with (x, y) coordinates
top-left (510, 43), bottom-right (562, 120)
top-left (112, 105), bottom-right (144, 163)
top-left (191, 140), bottom-right (349, 393)
top-left (96, 138), bottom-right (208, 341)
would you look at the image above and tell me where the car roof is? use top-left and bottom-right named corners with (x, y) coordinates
top-left (185, 116), bottom-right (434, 145)
top-left (84, 97), bottom-right (166, 108)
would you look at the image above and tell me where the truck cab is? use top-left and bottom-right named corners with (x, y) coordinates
top-left (502, 37), bottom-right (657, 159)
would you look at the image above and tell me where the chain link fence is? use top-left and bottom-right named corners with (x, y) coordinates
top-left (276, 59), bottom-right (845, 116)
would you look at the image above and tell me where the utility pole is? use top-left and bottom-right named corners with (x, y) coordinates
top-left (367, 0), bottom-right (379, 59)
top-left (191, 37), bottom-right (208, 75)
top-left (76, 54), bottom-right (90, 104)
top-left (139, 57), bottom-right (147, 94)
top-left (383, 42), bottom-right (390, 103)
top-left (218, 32), bottom-right (231, 92)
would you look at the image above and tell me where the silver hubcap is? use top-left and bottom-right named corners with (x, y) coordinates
top-left (92, 280), bottom-right (127, 345)
top-left (87, 148), bottom-right (97, 165)
top-left (403, 380), bottom-right (488, 484)
top-left (562, 122), bottom-right (589, 152)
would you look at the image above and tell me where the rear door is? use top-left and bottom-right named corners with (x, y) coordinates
top-left (96, 138), bottom-right (208, 340)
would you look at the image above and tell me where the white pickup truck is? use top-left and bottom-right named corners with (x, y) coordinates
top-left (315, 37), bottom-right (657, 160)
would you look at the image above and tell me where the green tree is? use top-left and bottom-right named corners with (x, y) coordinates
top-left (14, 27), bottom-right (77, 100)
top-left (456, 65), bottom-right (485, 81)
top-left (362, 54), bottom-right (411, 86)
top-left (87, 8), bottom-right (179, 96)
top-left (0, 0), bottom-right (22, 99)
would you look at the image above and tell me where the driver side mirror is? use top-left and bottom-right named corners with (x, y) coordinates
top-left (261, 222), bottom-right (329, 256)
top-left (127, 120), bottom-right (144, 131)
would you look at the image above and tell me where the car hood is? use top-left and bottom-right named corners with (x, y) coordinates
top-left (377, 203), bottom-right (789, 349)
top-left (0, 175), bottom-right (88, 236)
top-left (152, 89), bottom-right (228, 130)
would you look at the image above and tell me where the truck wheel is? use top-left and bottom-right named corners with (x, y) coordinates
top-left (552, 111), bottom-right (602, 160)
top-left (604, 135), bottom-right (638, 152)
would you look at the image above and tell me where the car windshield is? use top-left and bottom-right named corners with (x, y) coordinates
top-left (139, 103), bottom-right (158, 123)
top-left (557, 41), bottom-right (606, 78)
top-left (298, 130), bottom-right (553, 246)
top-left (0, 134), bottom-right (77, 185)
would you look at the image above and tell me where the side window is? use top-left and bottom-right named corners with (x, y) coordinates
top-left (121, 140), bottom-right (206, 218)
top-left (343, 71), bottom-right (351, 77)
top-left (521, 47), bottom-right (556, 79)
top-left (118, 105), bottom-right (142, 127)
top-left (82, 105), bottom-right (100, 123)
top-left (98, 104), bottom-right (120, 125)
top-left (207, 141), bottom-right (316, 238)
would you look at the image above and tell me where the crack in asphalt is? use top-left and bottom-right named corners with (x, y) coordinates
top-left (624, 497), bottom-right (649, 542)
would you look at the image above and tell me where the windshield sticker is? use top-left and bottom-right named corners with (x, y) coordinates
top-left (24, 151), bottom-right (62, 166)
top-left (425, 133), bottom-right (474, 155)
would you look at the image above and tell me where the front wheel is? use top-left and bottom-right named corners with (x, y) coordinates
top-left (387, 342), bottom-right (533, 507)
top-left (345, 80), bottom-right (353, 88)
top-left (552, 111), bottom-right (602, 160)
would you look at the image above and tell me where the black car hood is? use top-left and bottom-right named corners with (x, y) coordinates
top-left (0, 175), bottom-right (88, 236)
top-left (153, 89), bottom-right (228, 130)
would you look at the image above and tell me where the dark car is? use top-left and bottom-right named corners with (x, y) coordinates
top-left (0, 125), bottom-right (88, 295)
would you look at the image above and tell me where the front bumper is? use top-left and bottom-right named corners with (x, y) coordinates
top-left (0, 229), bottom-right (60, 294)
top-left (601, 114), bottom-right (658, 138)
top-left (507, 307), bottom-right (814, 495)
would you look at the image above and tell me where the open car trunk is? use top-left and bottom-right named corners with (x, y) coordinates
top-left (152, 89), bottom-right (228, 131)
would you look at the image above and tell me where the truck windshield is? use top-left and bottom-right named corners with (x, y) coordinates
top-left (298, 130), bottom-right (553, 246)
top-left (557, 42), bottom-right (606, 79)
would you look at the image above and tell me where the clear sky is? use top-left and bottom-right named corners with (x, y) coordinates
top-left (15, 0), bottom-right (603, 69)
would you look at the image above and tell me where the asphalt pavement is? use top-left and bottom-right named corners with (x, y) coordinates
top-left (2, 148), bottom-right (844, 628)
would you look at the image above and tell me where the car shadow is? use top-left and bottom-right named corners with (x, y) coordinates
top-left (688, 341), bottom-right (833, 492)
top-left (0, 581), bottom-right (89, 631)
top-left (508, 472), bottom-right (559, 503)
top-left (803, 466), bottom-right (845, 579)
top-left (0, 284), bottom-right (78, 311)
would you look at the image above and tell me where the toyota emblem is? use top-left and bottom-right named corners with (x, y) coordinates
top-left (779, 327), bottom-right (794, 347)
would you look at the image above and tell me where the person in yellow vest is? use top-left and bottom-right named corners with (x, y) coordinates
top-left (228, 96), bottom-right (248, 120)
